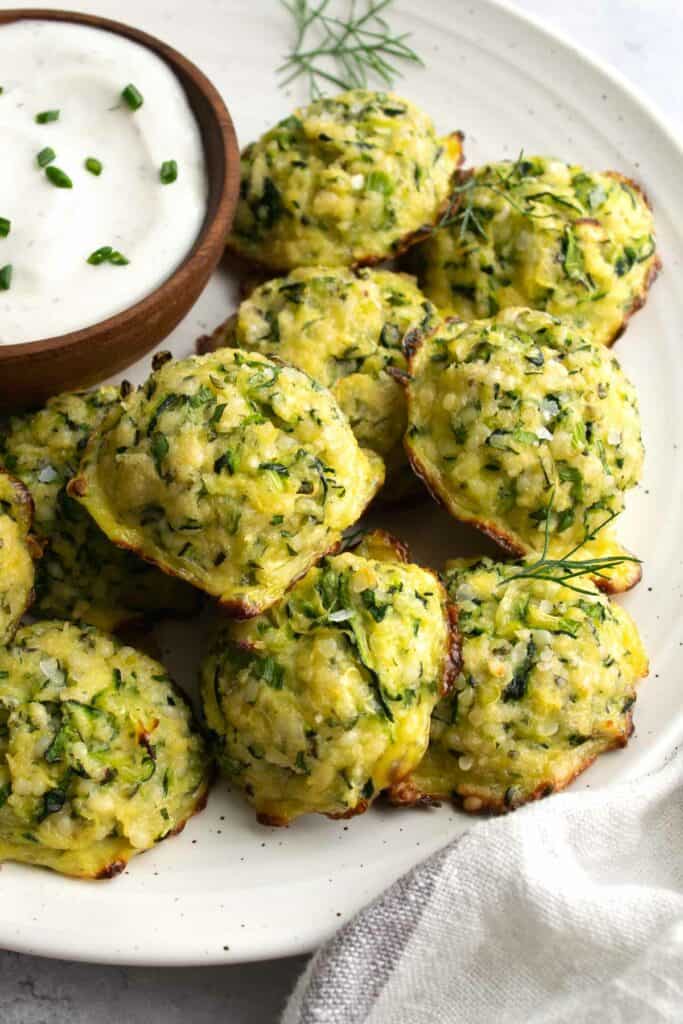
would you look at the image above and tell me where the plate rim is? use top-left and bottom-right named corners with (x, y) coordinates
top-left (2, 0), bottom-right (682, 967)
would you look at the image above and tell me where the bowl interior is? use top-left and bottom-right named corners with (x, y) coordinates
top-left (0, 8), bottom-right (239, 380)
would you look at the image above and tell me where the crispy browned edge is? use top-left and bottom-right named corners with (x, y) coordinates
top-left (347, 527), bottom-right (411, 564)
top-left (225, 132), bottom-right (466, 274)
top-left (0, 469), bottom-right (43, 630)
top-left (402, 322), bottom-right (642, 595)
top-left (197, 313), bottom-right (238, 357)
top-left (91, 785), bottom-right (212, 880)
top-left (389, 714), bottom-right (635, 816)
top-left (603, 170), bottom-right (662, 346)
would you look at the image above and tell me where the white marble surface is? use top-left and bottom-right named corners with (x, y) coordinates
top-left (1, 1), bottom-right (680, 1021)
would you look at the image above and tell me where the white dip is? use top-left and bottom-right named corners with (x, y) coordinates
top-left (0, 19), bottom-right (208, 345)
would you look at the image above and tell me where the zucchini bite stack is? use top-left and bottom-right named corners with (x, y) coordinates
top-left (0, 90), bottom-right (658, 860)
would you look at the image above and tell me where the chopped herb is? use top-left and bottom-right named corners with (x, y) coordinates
top-left (40, 787), bottom-right (66, 820)
top-left (87, 246), bottom-right (129, 266)
top-left (502, 638), bottom-right (536, 702)
top-left (562, 226), bottom-right (591, 290)
top-left (256, 178), bottom-right (283, 229)
top-left (0, 264), bottom-right (12, 290)
top-left (37, 146), bottom-right (56, 168)
top-left (214, 451), bottom-right (237, 474)
top-left (0, 217), bottom-right (9, 238)
top-left (499, 489), bottom-right (640, 596)
top-left (160, 160), bottom-right (178, 184)
top-left (362, 778), bottom-right (375, 799)
top-left (45, 166), bottom-right (73, 189)
top-left (366, 170), bottom-right (394, 195)
top-left (121, 84), bottom-right (144, 111)
top-left (150, 431), bottom-right (169, 473)
top-left (35, 109), bottom-right (60, 124)
top-left (85, 157), bottom-right (103, 176)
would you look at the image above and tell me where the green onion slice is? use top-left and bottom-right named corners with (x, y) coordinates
top-left (160, 160), bottom-right (178, 185)
top-left (45, 166), bottom-right (73, 189)
top-left (87, 246), bottom-right (130, 266)
top-left (0, 264), bottom-right (12, 290)
top-left (121, 84), bottom-right (143, 111)
top-left (0, 218), bottom-right (10, 238)
top-left (37, 147), bottom-right (56, 168)
top-left (85, 157), bottom-right (103, 176)
top-left (35, 109), bottom-right (60, 124)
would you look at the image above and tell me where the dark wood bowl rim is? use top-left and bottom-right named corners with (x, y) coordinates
top-left (0, 7), bottom-right (238, 361)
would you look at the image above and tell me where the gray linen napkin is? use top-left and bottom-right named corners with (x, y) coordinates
top-left (283, 750), bottom-right (683, 1024)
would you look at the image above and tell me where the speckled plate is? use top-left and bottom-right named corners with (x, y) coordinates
top-left (3, 0), bottom-right (683, 966)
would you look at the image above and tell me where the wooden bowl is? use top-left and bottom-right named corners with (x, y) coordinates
top-left (0, 8), bottom-right (240, 411)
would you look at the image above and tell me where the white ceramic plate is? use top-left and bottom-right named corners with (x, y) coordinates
top-left (3, 0), bottom-right (683, 967)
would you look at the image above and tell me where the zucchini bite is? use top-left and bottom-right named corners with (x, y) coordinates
top-left (0, 620), bottom-right (211, 878)
top-left (203, 267), bottom-right (436, 499)
top-left (0, 472), bottom-right (39, 644)
top-left (410, 156), bottom-right (659, 346)
top-left (201, 531), bottom-right (459, 824)
top-left (391, 558), bottom-right (648, 813)
top-left (405, 309), bottom-right (643, 593)
top-left (228, 89), bottom-right (463, 270)
top-left (69, 349), bottom-right (384, 617)
top-left (0, 388), bottom-right (199, 632)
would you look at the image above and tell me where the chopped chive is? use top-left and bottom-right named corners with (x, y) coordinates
top-left (0, 218), bottom-right (10, 238)
top-left (45, 166), bottom-right (73, 189)
top-left (0, 87), bottom-right (4, 95)
top-left (109, 250), bottom-right (130, 265)
top-left (0, 264), bottom-right (12, 290)
top-left (37, 147), bottom-right (56, 168)
top-left (87, 246), bottom-right (112, 265)
top-left (35, 109), bottom-right (60, 124)
top-left (160, 160), bottom-right (178, 185)
top-left (85, 157), bottom-right (102, 176)
top-left (87, 246), bottom-right (129, 266)
top-left (121, 84), bottom-right (143, 111)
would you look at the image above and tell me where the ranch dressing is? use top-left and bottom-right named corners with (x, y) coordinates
top-left (0, 20), bottom-right (208, 345)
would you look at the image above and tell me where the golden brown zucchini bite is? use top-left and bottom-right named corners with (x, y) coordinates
top-left (0, 620), bottom-right (210, 878)
top-left (409, 156), bottom-right (659, 346)
top-left (201, 531), bottom-right (459, 825)
top-left (405, 308), bottom-right (643, 593)
top-left (0, 388), bottom-right (199, 632)
top-left (228, 89), bottom-right (463, 270)
top-left (202, 266), bottom-right (437, 501)
top-left (391, 557), bottom-right (648, 813)
top-left (69, 349), bottom-right (384, 617)
top-left (0, 472), bottom-right (40, 644)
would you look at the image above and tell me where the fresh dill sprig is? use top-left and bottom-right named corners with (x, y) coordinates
top-left (440, 151), bottom-right (568, 241)
top-left (499, 489), bottom-right (641, 596)
top-left (279, 0), bottom-right (423, 99)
